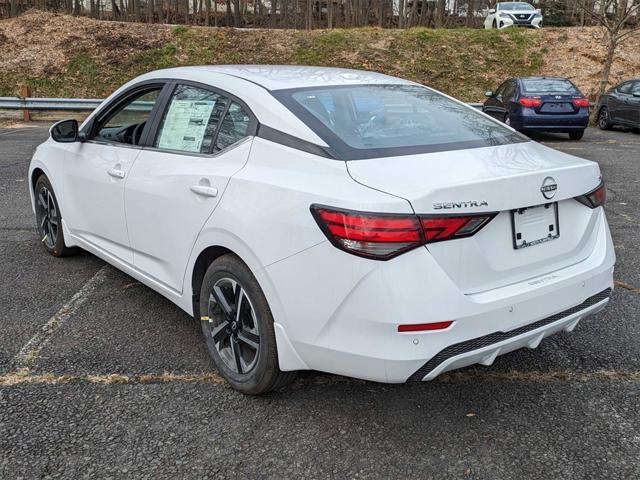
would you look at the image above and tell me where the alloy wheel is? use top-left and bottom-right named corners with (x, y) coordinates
top-left (36, 186), bottom-right (58, 249)
top-left (206, 277), bottom-right (260, 374)
top-left (599, 109), bottom-right (609, 129)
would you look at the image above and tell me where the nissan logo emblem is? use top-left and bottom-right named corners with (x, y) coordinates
top-left (540, 177), bottom-right (557, 199)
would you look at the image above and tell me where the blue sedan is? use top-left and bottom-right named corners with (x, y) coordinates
top-left (482, 76), bottom-right (590, 140)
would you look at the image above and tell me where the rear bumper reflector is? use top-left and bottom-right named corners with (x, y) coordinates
top-left (398, 321), bottom-right (453, 332)
top-left (407, 288), bottom-right (611, 382)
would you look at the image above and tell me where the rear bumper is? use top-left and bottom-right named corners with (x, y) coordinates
top-left (263, 208), bottom-right (615, 383)
top-left (511, 109), bottom-right (590, 131)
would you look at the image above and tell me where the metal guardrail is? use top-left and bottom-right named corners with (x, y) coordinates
top-left (0, 96), bottom-right (484, 112)
top-left (0, 97), bottom-right (156, 112)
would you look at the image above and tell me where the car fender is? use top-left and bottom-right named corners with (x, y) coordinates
top-left (181, 225), bottom-right (310, 371)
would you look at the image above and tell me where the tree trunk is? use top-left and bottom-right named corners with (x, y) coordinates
top-left (233, 0), bottom-right (241, 25)
top-left (306, 0), bottom-right (312, 29)
top-left (398, 0), bottom-right (404, 27)
top-left (597, 34), bottom-right (618, 106)
top-left (328, 0), bottom-right (333, 28)
top-left (434, 0), bottom-right (445, 28)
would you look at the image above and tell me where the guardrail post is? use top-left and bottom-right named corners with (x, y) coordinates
top-left (20, 85), bottom-right (31, 122)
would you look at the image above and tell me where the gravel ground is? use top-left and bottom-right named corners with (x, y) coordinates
top-left (1, 124), bottom-right (639, 479)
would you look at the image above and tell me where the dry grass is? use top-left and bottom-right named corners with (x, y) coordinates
top-left (0, 12), bottom-right (638, 101)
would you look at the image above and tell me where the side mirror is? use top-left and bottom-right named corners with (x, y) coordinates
top-left (489, 8), bottom-right (496, 14)
top-left (484, 90), bottom-right (494, 98)
top-left (50, 119), bottom-right (79, 143)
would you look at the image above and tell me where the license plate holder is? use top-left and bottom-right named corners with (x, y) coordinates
top-left (511, 203), bottom-right (559, 250)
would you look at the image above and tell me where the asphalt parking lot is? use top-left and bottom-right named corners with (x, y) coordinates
top-left (1, 124), bottom-right (639, 479)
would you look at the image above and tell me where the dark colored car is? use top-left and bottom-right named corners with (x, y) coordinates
top-left (482, 76), bottom-right (590, 140)
top-left (596, 79), bottom-right (640, 131)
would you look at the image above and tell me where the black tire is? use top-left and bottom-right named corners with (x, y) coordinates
top-left (199, 254), bottom-right (297, 394)
top-left (569, 130), bottom-right (584, 140)
top-left (504, 113), bottom-right (511, 127)
top-left (492, 19), bottom-right (497, 29)
top-left (34, 174), bottom-right (77, 257)
top-left (598, 107), bottom-right (612, 130)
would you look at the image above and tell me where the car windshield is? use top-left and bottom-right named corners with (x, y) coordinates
top-left (522, 78), bottom-right (579, 94)
top-left (498, 3), bottom-right (535, 10)
top-left (275, 84), bottom-right (524, 160)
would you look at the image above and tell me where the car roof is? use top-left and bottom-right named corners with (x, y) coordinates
top-left (143, 65), bottom-right (413, 91)
top-left (516, 76), bottom-right (569, 81)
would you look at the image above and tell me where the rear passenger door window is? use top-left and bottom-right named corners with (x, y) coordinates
top-left (214, 102), bottom-right (251, 152)
top-left (155, 85), bottom-right (229, 154)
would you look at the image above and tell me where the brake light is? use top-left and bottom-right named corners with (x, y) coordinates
top-left (575, 181), bottom-right (606, 209)
top-left (311, 205), bottom-right (497, 260)
top-left (398, 321), bottom-right (453, 332)
top-left (519, 97), bottom-right (542, 108)
top-left (572, 98), bottom-right (590, 108)
top-left (420, 214), bottom-right (496, 243)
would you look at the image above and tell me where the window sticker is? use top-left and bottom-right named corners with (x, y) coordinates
top-left (157, 100), bottom-right (216, 152)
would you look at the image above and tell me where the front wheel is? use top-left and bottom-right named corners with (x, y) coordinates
top-left (598, 107), bottom-right (612, 130)
top-left (199, 254), bottom-right (297, 394)
top-left (34, 174), bottom-right (76, 257)
top-left (569, 130), bottom-right (584, 140)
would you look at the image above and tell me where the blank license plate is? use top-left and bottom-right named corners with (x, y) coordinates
top-left (511, 203), bottom-right (559, 249)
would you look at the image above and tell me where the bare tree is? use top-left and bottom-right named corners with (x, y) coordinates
top-left (575, 0), bottom-right (640, 104)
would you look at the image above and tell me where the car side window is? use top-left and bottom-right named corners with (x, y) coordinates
top-left (631, 82), bottom-right (640, 95)
top-left (494, 81), bottom-right (508, 99)
top-left (155, 85), bottom-right (229, 154)
top-left (213, 102), bottom-right (251, 152)
top-left (94, 88), bottom-right (162, 145)
top-left (617, 82), bottom-right (632, 94)
top-left (503, 81), bottom-right (516, 101)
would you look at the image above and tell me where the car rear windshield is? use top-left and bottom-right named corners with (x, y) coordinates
top-left (498, 3), bottom-right (535, 10)
top-left (273, 84), bottom-right (525, 160)
top-left (522, 78), bottom-right (579, 94)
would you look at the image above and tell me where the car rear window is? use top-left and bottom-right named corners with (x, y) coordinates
top-left (522, 79), bottom-right (579, 94)
top-left (273, 84), bottom-right (525, 160)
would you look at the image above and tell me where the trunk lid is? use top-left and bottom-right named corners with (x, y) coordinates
top-left (347, 141), bottom-right (602, 294)
top-left (534, 93), bottom-right (581, 115)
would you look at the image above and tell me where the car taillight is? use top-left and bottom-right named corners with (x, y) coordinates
top-left (519, 97), bottom-right (542, 108)
top-left (572, 98), bottom-right (590, 108)
top-left (311, 205), bottom-right (497, 260)
top-left (420, 214), bottom-right (497, 243)
top-left (575, 180), bottom-right (606, 209)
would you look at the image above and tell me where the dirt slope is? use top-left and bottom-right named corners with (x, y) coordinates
top-left (0, 11), bottom-right (638, 101)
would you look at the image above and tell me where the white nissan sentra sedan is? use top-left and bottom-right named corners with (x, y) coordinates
top-left (29, 66), bottom-right (614, 394)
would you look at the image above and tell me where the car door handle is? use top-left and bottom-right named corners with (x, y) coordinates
top-left (190, 185), bottom-right (218, 197)
top-left (107, 168), bottom-right (126, 179)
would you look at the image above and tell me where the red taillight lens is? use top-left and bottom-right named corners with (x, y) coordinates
top-left (575, 181), bottom-right (606, 209)
top-left (311, 205), bottom-right (497, 260)
top-left (572, 98), bottom-right (590, 108)
top-left (519, 97), bottom-right (543, 108)
top-left (398, 321), bottom-right (453, 332)
top-left (420, 214), bottom-right (497, 243)
top-left (310, 206), bottom-right (423, 260)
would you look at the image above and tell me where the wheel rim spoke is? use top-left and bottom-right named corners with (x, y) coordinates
top-left (210, 320), bottom-right (230, 343)
top-left (231, 337), bottom-right (243, 374)
top-left (237, 331), bottom-right (259, 350)
top-left (212, 285), bottom-right (233, 315)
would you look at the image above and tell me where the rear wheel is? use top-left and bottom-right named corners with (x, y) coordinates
top-left (492, 19), bottom-right (497, 29)
top-left (504, 113), bottom-right (511, 127)
top-left (598, 107), bottom-right (612, 130)
top-left (199, 254), bottom-right (297, 394)
top-left (34, 174), bottom-right (76, 257)
top-left (569, 130), bottom-right (584, 140)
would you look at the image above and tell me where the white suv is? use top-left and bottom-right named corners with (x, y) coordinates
top-left (485, 2), bottom-right (543, 29)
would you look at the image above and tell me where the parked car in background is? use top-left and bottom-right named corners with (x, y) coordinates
top-left (597, 79), bottom-right (640, 131)
top-left (482, 76), bottom-right (590, 140)
top-left (484, 2), bottom-right (543, 29)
